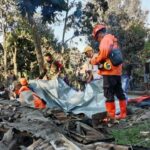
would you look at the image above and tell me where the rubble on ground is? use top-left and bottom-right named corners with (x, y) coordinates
top-left (0, 98), bottom-right (150, 150)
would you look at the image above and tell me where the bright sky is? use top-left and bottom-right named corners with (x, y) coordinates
top-left (141, 0), bottom-right (150, 26)
top-left (0, 0), bottom-right (150, 51)
top-left (51, 0), bottom-right (87, 52)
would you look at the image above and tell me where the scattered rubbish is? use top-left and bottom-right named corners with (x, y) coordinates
top-left (0, 95), bottom-right (150, 150)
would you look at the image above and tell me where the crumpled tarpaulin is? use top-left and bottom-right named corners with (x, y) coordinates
top-left (28, 78), bottom-right (120, 118)
top-left (128, 95), bottom-right (150, 108)
top-left (128, 95), bottom-right (150, 103)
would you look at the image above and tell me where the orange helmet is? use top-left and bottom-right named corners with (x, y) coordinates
top-left (19, 78), bottom-right (28, 86)
top-left (92, 24), bottom-right (106, 40)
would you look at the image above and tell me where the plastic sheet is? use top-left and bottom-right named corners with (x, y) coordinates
top-left (29, 78), bottom-right (120, 118)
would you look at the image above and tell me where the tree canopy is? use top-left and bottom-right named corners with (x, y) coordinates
top-left (0, 0), bottom-right (149, 85)
top-left (17, 0), bottom-right (67, 23)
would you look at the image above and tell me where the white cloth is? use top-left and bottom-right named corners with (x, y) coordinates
top-left (80, 54), bottom-right (102, 80)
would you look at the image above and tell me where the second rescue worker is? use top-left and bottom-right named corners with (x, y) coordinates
top-left (90, 24), bottom-right (126, 120)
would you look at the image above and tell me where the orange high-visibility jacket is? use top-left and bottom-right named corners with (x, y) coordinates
top-left (19, 86), bottom-right (30, 94)
top-left (91, 34), bottom-right (122, 76)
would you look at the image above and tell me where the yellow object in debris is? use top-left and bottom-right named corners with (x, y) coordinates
top-left (104, 62), bottom-right (111, 70)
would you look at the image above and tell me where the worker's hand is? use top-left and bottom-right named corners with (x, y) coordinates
top-left (98, 63), bottom-right (104, 70)
top-left (89, 59), bottom-right (92, 64)
top-left (90, 57), bottom-right (96, 65)
top-left (86, 71), bottom-right (93, 83)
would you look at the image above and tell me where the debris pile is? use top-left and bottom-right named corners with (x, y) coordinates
top-left (0, 98), bottom-right (150, 150)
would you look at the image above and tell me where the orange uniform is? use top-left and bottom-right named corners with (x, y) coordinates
top-left (91, 24), bottom-right (126, 120)
top-left (91, 34), bottom-right (122, 76)
top-left (19, 86), bottom-right (30, 94)
top-left (19, 85), bottom-right (46, 109)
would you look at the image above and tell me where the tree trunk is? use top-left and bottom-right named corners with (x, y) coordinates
top-left (27, 15), bottom-right (44, 74)
top-left (0, 10), bottom-right (7, 79)
top-left (3, 27), bottom-right (7, 79)
top-left (61, 0), bottom-right (69, 53)
top-left (13, 43), bottom-right (18, 76)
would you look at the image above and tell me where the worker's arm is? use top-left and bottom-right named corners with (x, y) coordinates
top-left (90, 38), bottom-right (113, 65)
top-left (86, 71), bottom-right (93, 83)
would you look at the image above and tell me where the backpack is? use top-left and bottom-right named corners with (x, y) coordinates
top-left (109, 48), bottom-right (123, 66)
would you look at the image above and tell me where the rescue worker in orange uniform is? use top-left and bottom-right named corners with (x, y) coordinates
top-left (18, 78), bottom-right (46, 109)
top-left (90, 24), bottom-right (126, 120)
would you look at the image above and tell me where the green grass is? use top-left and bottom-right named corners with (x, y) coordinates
top-left (111, 121), bottom-right (150, 147)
